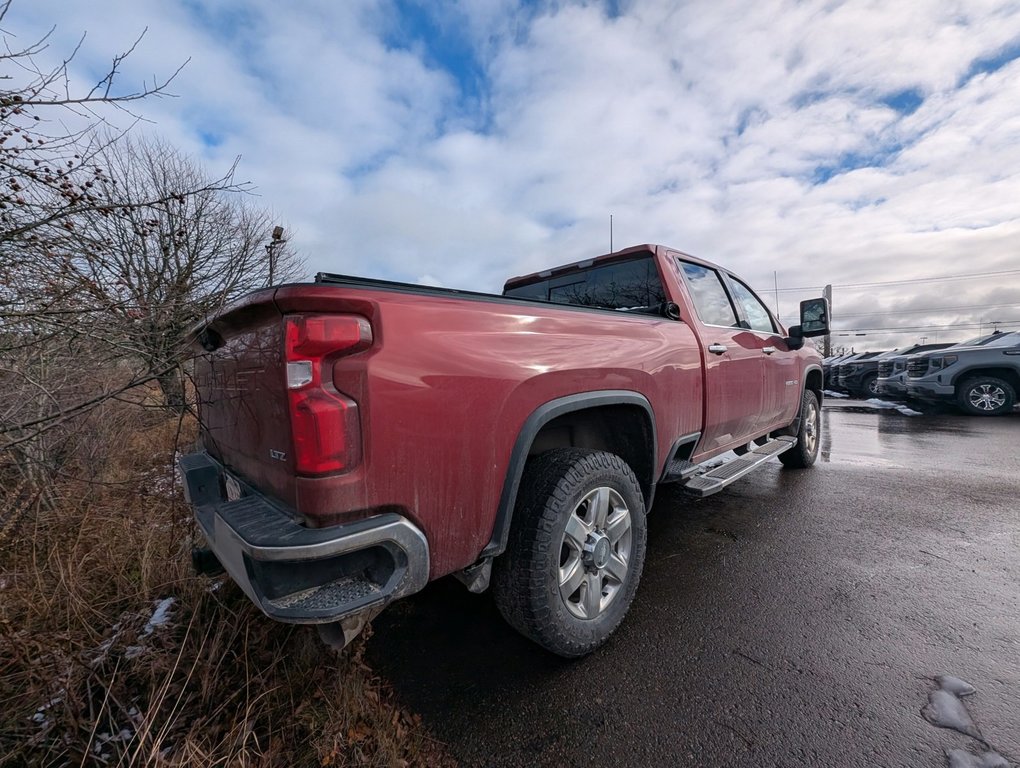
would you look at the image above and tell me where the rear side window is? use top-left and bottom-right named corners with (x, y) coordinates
top-left (679, 262), bottom-right (738, 327)
top-left (503, 255), bottom-right (666, 311)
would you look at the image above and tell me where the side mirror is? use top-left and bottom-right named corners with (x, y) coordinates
top-left (660, 301), bottom-right (682, 321)
top-left (797, 297), bottom-right (830, 337)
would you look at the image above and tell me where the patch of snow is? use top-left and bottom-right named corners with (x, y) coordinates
top-left (922, 689), bottom-right (981, 738)
top-left (142, 597), bottom-right (175, 636)
top-left (31, 693), bottom-right (64, 728)
top-left (936, 675), bottom-right (976, 697)
top-left (704, 453), bottom-right (737, 469)
top-left (864, 398), bottom-right (922, 416)
top-left (823, 390), bottom-right (849, 398)
top-left (947, 749), bottom-right (1010, 768)
top-left (141, 453), bottom-right (184, 497)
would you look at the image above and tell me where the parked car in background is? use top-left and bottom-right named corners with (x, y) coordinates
top-left (874, 343), bottom-right (954, 398)
top-left (838, 349), bottom-right (906, 398)
top-left (823, 353), bottom-right (855, 388)
top-left (906, 331), bottom-right (1020, 415)
top-left (835, 352), bottom-right (885, 395)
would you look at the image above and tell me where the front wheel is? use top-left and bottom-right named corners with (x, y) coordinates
top-left (779, 389), bottom-right (821, 469)
top-left (492, 448), bottom-right (647, 658)
top-left (957, 376), bottom-right (1016, 416)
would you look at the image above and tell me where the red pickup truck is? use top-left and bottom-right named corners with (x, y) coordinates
top-left (180, 244), bottom-right (829, 657)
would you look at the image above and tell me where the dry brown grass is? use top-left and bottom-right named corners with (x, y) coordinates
top-left (0, 411), bottom-right (454, 767)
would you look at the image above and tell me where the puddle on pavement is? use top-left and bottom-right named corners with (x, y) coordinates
top-left (818, 408), bottom-right (1004, 472)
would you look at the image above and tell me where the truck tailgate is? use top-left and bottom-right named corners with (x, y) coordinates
top-left (193, 290), bottom-right (298, 509)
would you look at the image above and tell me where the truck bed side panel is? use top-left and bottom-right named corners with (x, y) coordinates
top-left (272, 285), bottom-right (703, 578)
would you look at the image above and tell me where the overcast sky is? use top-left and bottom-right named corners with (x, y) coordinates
top-left (6, 0), bottom-right (1020, 349)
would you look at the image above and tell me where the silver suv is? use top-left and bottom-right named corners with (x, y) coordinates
top-left (905, 331), bottom-right (1020, 415)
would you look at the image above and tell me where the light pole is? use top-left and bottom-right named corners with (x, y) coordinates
top-left (266, 225), bottom-right (285, 286)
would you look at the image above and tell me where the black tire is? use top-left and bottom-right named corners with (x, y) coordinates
top-left (778, 389), bottom-right (821, 469)
top-left (491, 448), bottom-right (647, 658)
top-left (862, 374), bottom-right (879, 398)
top-left (957, 376), bottom-right (1016, 416)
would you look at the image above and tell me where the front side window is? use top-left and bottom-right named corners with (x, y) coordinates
top-left (727, 277), bottom-right (776, 333)
top-left (679, 261), bottom-right (738, 327)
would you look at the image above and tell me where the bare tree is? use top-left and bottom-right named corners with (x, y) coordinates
top-left (65, 135), bottom-right (301, 408)
top-left (0, 3), bottom-right (301, 500)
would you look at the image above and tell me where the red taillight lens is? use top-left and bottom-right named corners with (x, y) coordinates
top-left (283, 314), bottom-right (371, 475)
top-left (285, 315), bottom-right (372, 360)
top-left (290, 388), bottom-right (362, 474)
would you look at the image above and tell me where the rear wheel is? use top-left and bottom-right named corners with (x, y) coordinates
top-left (492, 448), bottom-right (647, 658)
top-left (778, 389), bottom-right (821, 469)
top-left (957, 376), bottom-right (1015, 416)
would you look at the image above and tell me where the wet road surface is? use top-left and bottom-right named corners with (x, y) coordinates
top-left (370, 407), bottom-right (1020, 767)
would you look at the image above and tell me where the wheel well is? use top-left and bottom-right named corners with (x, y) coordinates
top-left (528, 404), bottom-right (655, 503)
top-left (481, 391), bottom-right (656, 560)
top-left (805, 368), bottom-right (823, 400)
top-left (953, 368), bottom-right (1020, 395)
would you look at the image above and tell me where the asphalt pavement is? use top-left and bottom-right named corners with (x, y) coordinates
top-left (370, 405), bottom-right (1020, 768)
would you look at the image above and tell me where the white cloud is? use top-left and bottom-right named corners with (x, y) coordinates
top-left (6, 0), bottom-right (1020, 349)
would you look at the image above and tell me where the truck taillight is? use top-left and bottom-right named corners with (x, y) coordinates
top-left (283, 314), bottom-right (372, 475)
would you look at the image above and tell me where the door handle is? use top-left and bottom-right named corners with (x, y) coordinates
top-left (762, 346), bottom-right (777, 355)
top-left (707, 343), bottom-right (727, 355)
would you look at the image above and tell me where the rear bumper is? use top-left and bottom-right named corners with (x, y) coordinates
top-left (179, 452), bottom-right (429, 624)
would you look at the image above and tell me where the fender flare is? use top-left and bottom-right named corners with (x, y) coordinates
top-left (781, 365), bottom-right (823, 436)
top-left (479, 390), bottom-right (656, 559)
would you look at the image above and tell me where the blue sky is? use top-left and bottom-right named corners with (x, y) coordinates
top-left (6, 0), bottom-right (1020, 347)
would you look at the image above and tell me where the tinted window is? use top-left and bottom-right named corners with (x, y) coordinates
top-left (679, 262), bottom-right (738, 327)
top-left (727, 277), bottom-right (776, 333)
top-left (504, 256), bottom-right (666, 310)
top-left (985, 331), bottom-right (1020, 348)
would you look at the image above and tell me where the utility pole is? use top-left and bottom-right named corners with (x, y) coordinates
top-left (610, 214), bottom-right (614, 253)
top-left (266, 225), bottom-right (285, 286)
top-left (822, 284), bottom-right (832, 357)
top-left (773, 271), bottom-right (780, 320)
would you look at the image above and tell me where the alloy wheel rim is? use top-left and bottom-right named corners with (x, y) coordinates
top-left (969, 384), bottom-right (1006, 411)
top-left (559, 487), bottom-right (632, 620)
top-left (803, 400), bottom-right (819, 454)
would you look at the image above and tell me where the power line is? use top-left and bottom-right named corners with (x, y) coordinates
top-left (832, 319), bottom-right (1020, 333)
top-left (769, 267), bottom-right (1020, 294)
top-left (834, 301), bottom-right (1020, 317)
